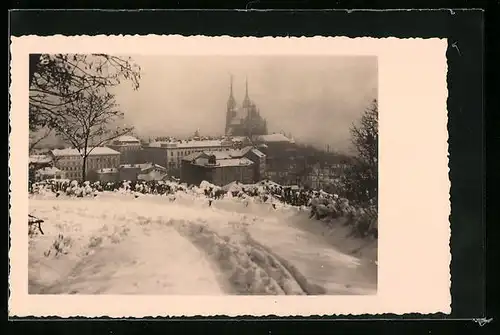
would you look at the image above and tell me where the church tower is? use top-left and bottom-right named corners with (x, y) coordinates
top-left (225, 74), bottom-right (237, 135)
top-left (224, 75), bottom-right (268, 137)
top-left (242, 76), bottom-right (252, 108)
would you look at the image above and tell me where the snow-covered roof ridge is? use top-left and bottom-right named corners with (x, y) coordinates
top-left (140, 163), bottom-right (167, 171)
top-left (36, 167), bottom-right (62, 174)
top-left (255, 133), bottom-right (292, 143)
top-left (29, 154), bottom-right (53, 164)
top-left (204, 151), bottom-right (233, 160)
top-left (116, 135), bottom-right (140, 143)
top-left (119, 162), bottom-right (166, 171)
top-left (52, 147), bottom-right (120, 156)
top-left (182, 151), bottom-right (205, 161)
top-left (250, 148), bottom-right (266, 157)
top-left (149, 139), bottom-right (231, 149)
top-left (212, 157), bottom-right (254, 167)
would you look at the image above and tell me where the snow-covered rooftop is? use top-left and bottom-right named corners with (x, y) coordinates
top-left (36, 167), bottom-right (62, 175)
top-left (29, 154), bottom-right (52, 164)
top-left (216, 157), bottom-right (254, 167)
top-left (194, 157), bottom-right (254, 168)
top-left (250, 148), bottom-right (266, 158)
top-left (182, 152), bottom-right (205, 161)
top-left (140, 163), bottom-right (167, 171)
top-left (148, 140), bottom-right (229, 149)
top-left (119, 163), bottom-right (167, 172)
top-left (231, 136), bottom-right (249, 142)
top-left (204, 151), bottom-right (233, 160)
top-left (238, 146), bottom-right (252, 157)
top-left (255, 133), bottom-right (292, 143)
top-left (51, 147), bottom-right (120, 156)
top-left (228, 146), bottom-right (265, 158)
top-left (116, 135), bottom-right (140, 143)
top-left (138, 171), bottom-right (167, 181)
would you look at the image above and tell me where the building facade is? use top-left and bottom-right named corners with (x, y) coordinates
top-left (35, 167), bottom-right (65, 181)
top-left (107, 135), bottom-right (142, 164)
top-left (225, 76), bottom-right (268, 137)
top-left (142, 139), bottom-right (235, 174)
top-left (181, 151), bottom-right (255, 186)
top-left (180, 147), bottom-right (265, 186)
top-left (50, 147), bottom-right (120, 181)
top-left (251, 133), bottom-right (298, 183)
top-left (238, 146), bottom-right (267, 182)
top-left (29, 154), bottom-right (53, 170)
top-left (118, 163), bottom-right (167, 182)
top-left (96, 168), bottom-right (120, 183)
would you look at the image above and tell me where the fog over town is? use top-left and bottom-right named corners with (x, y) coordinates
top-left (112, 55), bottom-right (377, 153)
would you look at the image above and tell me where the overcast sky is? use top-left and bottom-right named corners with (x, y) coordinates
top-left (112, 55), bottom-right (377, 153)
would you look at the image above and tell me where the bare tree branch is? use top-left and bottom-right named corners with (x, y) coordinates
top-left (29, 54), bottom-right (141, 132)
top-left (342, 99), bottom-right (378, 205)
top-left (29, 128), bottom-right (52, 153)
top-left (45, 85), bottom-right (133, 181)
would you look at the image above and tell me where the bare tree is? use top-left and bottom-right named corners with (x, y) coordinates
top-left (351, 99), bottom-right (378, 169)
top-left (342, 99), bottom-right (378, 204)
top-left (29, 128), bottom-right (52, 154)
top-left (29, 54), bottom-right (141, 132)
top-left (49, 87), bottom-right (132, 181)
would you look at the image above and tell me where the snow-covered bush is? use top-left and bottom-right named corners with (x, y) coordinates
top-left (30, 177), bottom-right (377, 239)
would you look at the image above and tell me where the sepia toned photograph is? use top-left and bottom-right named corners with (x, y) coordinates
top-left (27, 54), bottom-right (378, 296)
top-left (10, 35), bottom-right (450, 317)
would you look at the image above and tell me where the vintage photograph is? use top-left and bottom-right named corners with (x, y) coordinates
top-left (27, 54), bottom-right (379, 296)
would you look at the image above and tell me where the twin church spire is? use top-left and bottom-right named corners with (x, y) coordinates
top-left (228, 74), bottom-right (252, 109)
top-left (225, 74), bottom-right (268, 137)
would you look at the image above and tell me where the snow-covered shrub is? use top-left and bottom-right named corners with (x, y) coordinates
top-left (30, 177), bottom-right (378, 239)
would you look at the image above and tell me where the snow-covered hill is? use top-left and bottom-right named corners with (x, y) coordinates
top-left (28, 186), bottom-right (377, 295)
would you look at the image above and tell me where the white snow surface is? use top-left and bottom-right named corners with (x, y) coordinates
top-left (29, 191), bottom-right (377, 295)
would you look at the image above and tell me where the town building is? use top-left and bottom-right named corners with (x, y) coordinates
top-left (250, 133), bottom-right (298, 184)
top-left (225, 76), bottom-right (268, 137)
top-left (50, 147), bottom-right (120, 181)
top-left (141, 138), bottom-right (235, 175)
top-left (137, 163), bottom-right (168, 182)
top-left (35, 167), bottom-right (65, 181)
top-left (118, 163), bottom-right (167, 182)
top-left (305, 162), bottom-right (350, 190)
top-left (180, 146), bottom-right (266, 186)
top-left (107, 135), bottom-right (142, 164)
top-left (29, 154), bottom-right (54, 182)
top-left (237, 146), bottom-right (267, 182)
top-left (181, 154), bottom-right (254, 187)
top-left (29, 154), bottom-right (53, 169)
top-left (230, 136), bottom-right (252, 149)
top-left (96, 168), bottom-right (120, 183)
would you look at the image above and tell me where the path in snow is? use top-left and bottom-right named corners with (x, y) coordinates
top-left (28, 193), bottom-right (376, 295)
top-left (28, 200), bottom-right (227, 295)
top-left (247, 220), bottom-right (377, 295)
top-left (201, 194), bottom-right (377, 294)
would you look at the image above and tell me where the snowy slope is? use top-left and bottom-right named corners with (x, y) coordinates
top-left (29, 192), bottom-right (376, 295)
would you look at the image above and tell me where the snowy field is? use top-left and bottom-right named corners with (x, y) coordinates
top-left (28, 190), bottom-right (377, 295)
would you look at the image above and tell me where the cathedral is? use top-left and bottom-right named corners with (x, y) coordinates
top-left (225, 76), bottom-right (268, 137)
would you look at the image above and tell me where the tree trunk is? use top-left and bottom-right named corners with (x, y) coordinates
top-left (82, 155), bottom-right (87, 182)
